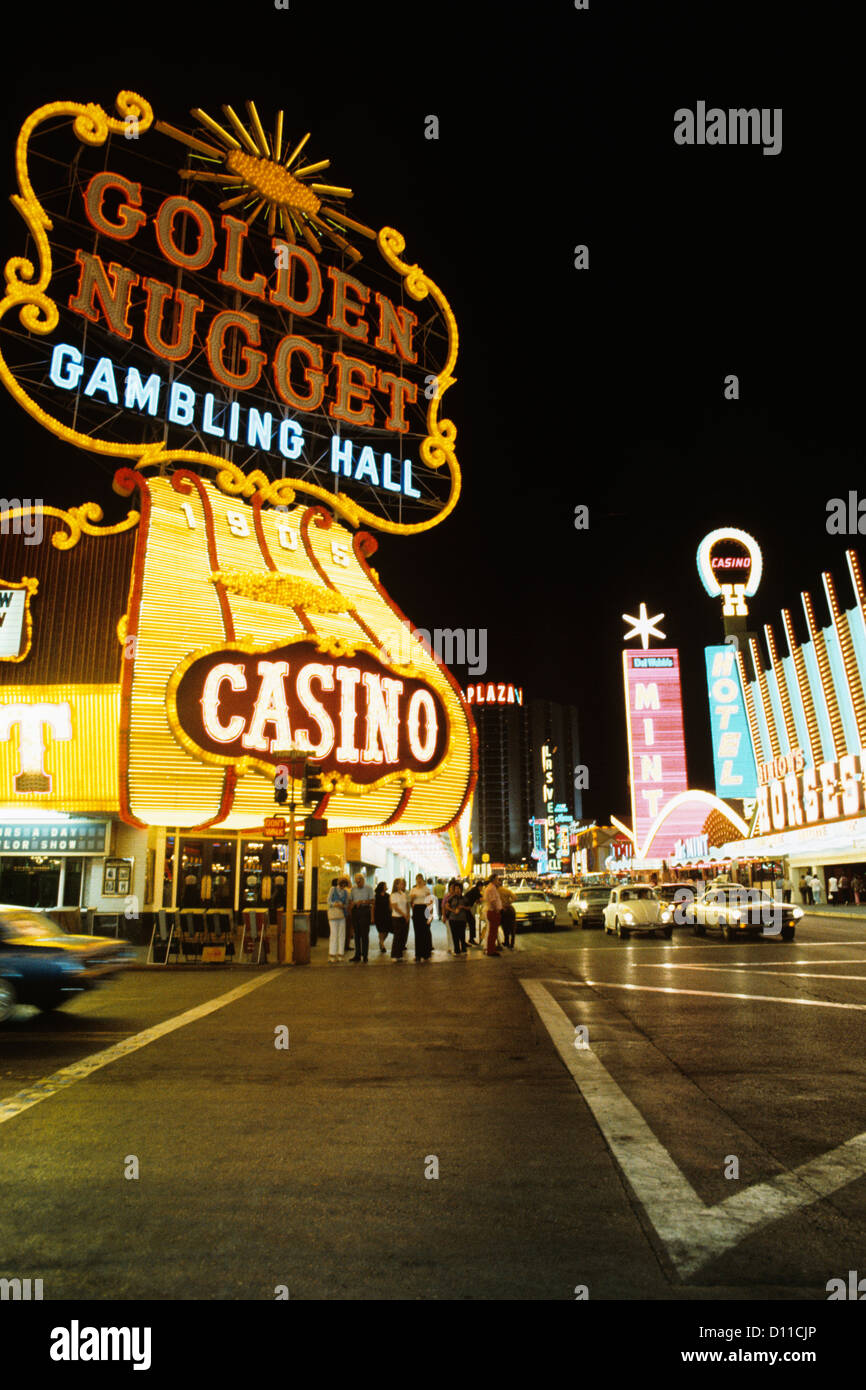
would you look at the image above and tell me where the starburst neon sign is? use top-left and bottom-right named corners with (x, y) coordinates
top-left (622, 603), bottom-right (666, 650)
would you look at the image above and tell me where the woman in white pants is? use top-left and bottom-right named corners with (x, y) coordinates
top-left (327, 877), bottom-right (350, 961)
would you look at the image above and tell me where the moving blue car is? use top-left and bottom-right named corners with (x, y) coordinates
top-left (0, 905), bottom-right (134, 1021)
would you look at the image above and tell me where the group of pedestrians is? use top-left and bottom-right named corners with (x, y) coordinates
top-left (798, 872), bottom-right (824, 905)
top-left (824, 872), bottom-right (863, 905)
top-left (325, 870), bottom-right (516, 963)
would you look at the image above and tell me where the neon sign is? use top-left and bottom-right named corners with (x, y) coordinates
top-left (622, 648), bottom-right (689, 851)
top-left (462, 683), bottom-right (523, 705)
top-left (704, 645), bottom-right (758, 796)
top-left (168, 640), bottom-right (448, 785)
top-left (0, 700), bottom-right (72, 793)
top-left (697, 527), bottom-right (763, 617)
top-left (754, 753), bottom-right (866, 835)
top-left (0, 93), bottom-right (460, 535)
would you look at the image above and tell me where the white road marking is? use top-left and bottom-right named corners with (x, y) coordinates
top-left (583, 980), bottom-right (866, 1010)
top-left (640, 965), bottom-right (866, 984)
top-left (0, 971), bottom-right (280, 1126)
top-left (639, 958), bottom-right (866, 969)
top-left (772, 939), bottom-right (866, 946)
top-left (522, 978), bottom-right (866, 1278)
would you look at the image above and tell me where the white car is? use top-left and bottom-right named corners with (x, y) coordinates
top-left (510, 890), bottom-right (557, 931)
top-left (603, 884), bottom-right (673, 939)
top-left (567, 886), bottom-right (611, 928)
top-left (686, 886), bottom-right (802, 941)
top-left (549, 878), bottom-right (573, 898)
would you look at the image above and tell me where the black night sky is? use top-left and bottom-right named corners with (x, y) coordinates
top-left (0, 1), bottom-right (861, 823)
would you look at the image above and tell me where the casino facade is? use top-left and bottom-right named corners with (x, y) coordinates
top-left (0, 92), bottom-right (476, 932)
top-left (719, 547), bottom-right (866, 890)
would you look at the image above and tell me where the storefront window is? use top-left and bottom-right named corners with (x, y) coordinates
top-left (0, 855), bottom-right (61, 907)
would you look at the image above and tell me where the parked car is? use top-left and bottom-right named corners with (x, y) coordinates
top-left (510, 890), bottom-right (558, 931)
top-left (567, 885), bottom-right (611, 928)
top-left (0, 905), bottom-right (134, 1021)
top-left (683, 886), bottom-right (802, 941)
top-left (603, 884), bottom-right (673, 938)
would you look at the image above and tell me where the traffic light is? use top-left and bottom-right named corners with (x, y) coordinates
top-left (304, 764), bottom-right (323, 805)
top-left (304, 816), bottom-right (328, 838)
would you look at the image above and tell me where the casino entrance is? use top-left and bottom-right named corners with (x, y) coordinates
top-left (163, 832), bottom-right (297, 919)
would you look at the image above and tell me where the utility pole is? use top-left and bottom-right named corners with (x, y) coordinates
top-left (273, 745), bottom-right (307, 964)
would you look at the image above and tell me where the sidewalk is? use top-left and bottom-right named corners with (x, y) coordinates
top-left (128, 910), bottom-right (474, 968)
top-left (803, 901), bottom-right (866, 919)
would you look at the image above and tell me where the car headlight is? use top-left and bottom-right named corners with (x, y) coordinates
top-left (579, 900), bottom-right (587, 910)
top-left (793, 908), bottom-right (803, 919)
top-left (623, 911), bottom-right (635, 923)
top-left (661, 910), bottom-right (671, 923)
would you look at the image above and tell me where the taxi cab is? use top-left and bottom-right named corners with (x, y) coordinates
top-left (0, 905), bottom-right (133, 1021)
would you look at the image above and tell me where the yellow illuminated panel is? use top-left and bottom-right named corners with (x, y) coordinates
top-left (0, 685), bottom-right (119, 811)
top-left (124, 477), bottom-right (474, 831)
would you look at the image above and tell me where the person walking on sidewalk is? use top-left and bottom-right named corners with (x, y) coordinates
top-left (483, 874), bottom-right (503, 956)
top-left (810, 873), bottom-right (823, 905)
top-left (374, 881), bottom-right (392, 953)
top-left (852, 873), bottom-right (863, 905)
top-left (410, 873), bottom-right (434, 961)
top-left (500, 882), bottom-right (516, 949)
top-left (828, 873), bottom-right (838, 905)
top-left (443, 879), bottom-right (467, 955)
top-left (350, 873), bottom-right (374, 962)
top-left (390, 879), bottom-right (410, 959)
top-left (433, 878), bottom-right (446, 919)
top-left (326, 876), bottom-right (350, 962)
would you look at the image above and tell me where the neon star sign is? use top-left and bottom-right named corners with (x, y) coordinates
top-left (622, 603), bottom-right (666, 650)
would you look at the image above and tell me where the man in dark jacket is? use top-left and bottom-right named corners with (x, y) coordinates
top-left (462, 880), bottom-right (482, 945)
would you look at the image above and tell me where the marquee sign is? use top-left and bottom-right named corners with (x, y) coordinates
top-left (168, 638), bottom-right (448, 786)
top-left (119, 472), bottom-right (474, 831)
top-left (697, 527), bottom-right (763, 617)
top-left (753, 752), bottom-right (866, 836)
top-left (0, 577), bottom-right (38, 661)
top-left (0, 92), bottom-right (459, 535)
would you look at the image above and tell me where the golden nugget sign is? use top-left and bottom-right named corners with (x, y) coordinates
top-left (0, 93), bottom-right (459, 534)
top-left (169, 639), bottom-right (448, 783)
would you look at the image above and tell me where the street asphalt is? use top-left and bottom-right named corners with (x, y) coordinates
top-left (3, 906), bottom-right (866, 1301)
